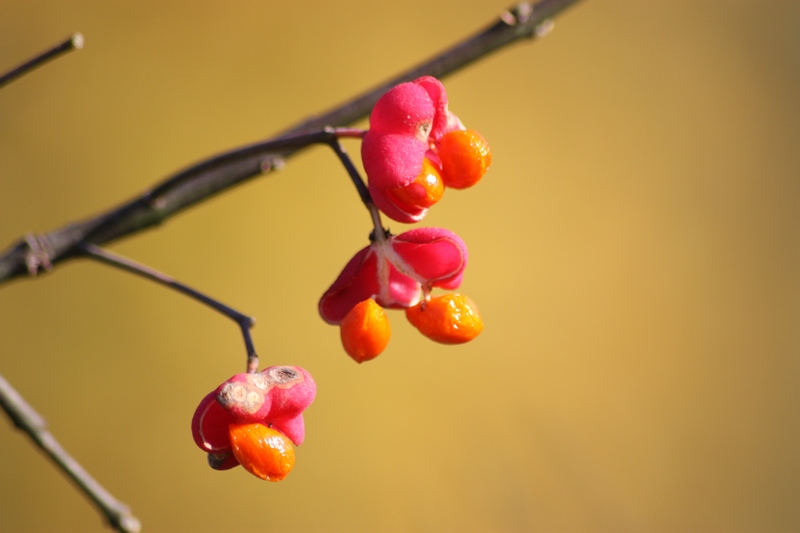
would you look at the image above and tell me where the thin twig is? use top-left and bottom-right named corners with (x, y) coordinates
top-left (0, 372), bottom-right (141, 533)
top-left (325, 133), bottom-right (373, 211)
top-left (0, 33), bottom-right (84, 88)
top-left (325, 138), bottom-right (388, 241)
top-left (0, 0), bottom-right (584, 286)
top-left (79, 243), bottom-right (260, 372)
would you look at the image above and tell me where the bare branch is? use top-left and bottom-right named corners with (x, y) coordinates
top-left (79, 243), bottom-right (260, 373)
top-left (0, 373), bottom-right (141, 533)
top-left (0, 0), bottom-right (583, 286)
top-left (0, 33), bottom-right (83, 88)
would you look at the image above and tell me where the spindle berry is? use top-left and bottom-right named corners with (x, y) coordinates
top-left (228, 423), bottom-right (295, 482)
top-left (439, 129), bottom-right (492, 189)
top-left (405, 293), bottom-right (483, 344)
top-left (191, 366), bottom-right (315, 480)
top-left (340, 298), bottom-right (391, 363)
top-left (362, 76), bottom-right (489, 223)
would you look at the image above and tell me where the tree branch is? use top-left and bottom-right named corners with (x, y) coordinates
top-left (0, 0), bottom-right (583, 287)
top-left (79, 243), bottom-right (261, 373)
top-left (0, 33), bottom-right (83, 88)
top-left (0, 372), bottom-right (141, 532)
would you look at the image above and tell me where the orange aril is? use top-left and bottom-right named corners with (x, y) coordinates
top-left (340, 298), bottom-right (391, 363)
top-left (405, 293), bottom-right (483, 344)
top-left (438, 129), bottom-right (491, 189)
top-left (388, 158), bottom-right (445, 212)
top-left (228, 422), bottom-right (295, 481)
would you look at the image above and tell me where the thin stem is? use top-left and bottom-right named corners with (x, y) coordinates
top-left (368, 205), bottom-right (388, 243)
top-left (0, 372), bottom-right (141, 533)
top-left (0, 33), bottom-right (83, 88)
top-left (0, 0), bottom-right (585, 286)
top-left (326, 134), bottom-right (372, 209)
top-left (79, 243), bottom-right (259, 372)
top-left (325, 138), bottom-right (388, 243)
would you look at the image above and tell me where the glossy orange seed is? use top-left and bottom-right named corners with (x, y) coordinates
top-left (340, 298), bottom-right (391, 363)
top-left (405, 293), bottom-right (483, 344)
top-left (438, 129), bottom-right (491, 189)
top-left (228, 422), bottom-right (295, 481)
top-left (388, 158), bottom-right (445, 213)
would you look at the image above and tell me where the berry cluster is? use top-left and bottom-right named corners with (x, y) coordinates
top-left (189, 76), bottom-right (489, 481)
top-left (362, 76), bottom-right (491, 223)
top-left (191, 366), bottom-right (316, 481)
top-left (320, 76), bottom-right (490, 363)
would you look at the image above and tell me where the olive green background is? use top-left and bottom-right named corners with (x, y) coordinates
top-left (1, 1), bottom-right (799, 532)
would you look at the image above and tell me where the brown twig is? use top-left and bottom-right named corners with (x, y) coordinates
top-left (0, 372), bottom-right (141, 533)
top-left (0, 0), bottom-right (583, 286)
top-left (79, 243), bottom-right (260, 373)
top-left (0, 33), bottom-right (83, 88)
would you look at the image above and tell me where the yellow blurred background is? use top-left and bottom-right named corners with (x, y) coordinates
top-left (1, 1), bottom-right (799, 531)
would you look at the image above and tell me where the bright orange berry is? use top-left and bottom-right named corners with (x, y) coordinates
top-left (405, 293), bottom-right (483, 344)
top-left (388, 158), bottom-right (444, 213)
top-left (340, 298), bottom-right (392, 363)
top-left (228, 422), bottom-right (295, 481)
top-left (438, 129), bottom-right (491, 189)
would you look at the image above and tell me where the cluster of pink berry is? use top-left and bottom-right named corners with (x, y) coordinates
top-left (320, 76), bottom-right (491, 363)
top-left (191, 366), bottom-right (316, 481)
top-left (190, 76), bottom-right (490, 482)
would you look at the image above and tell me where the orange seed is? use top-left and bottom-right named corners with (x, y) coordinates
top-left (228, 422), bottom-right (295, 481)
top-left (388, 158), bottom-right (445, 212)
top-left (438, 130), bottom-right (491, 189)
top-left (405, 293), bottom-right (483, 344)
top-left (340, 298), bottom-right (392, 363)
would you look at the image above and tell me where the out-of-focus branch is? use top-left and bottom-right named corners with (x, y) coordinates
top-left (0, 0), bottom-right (583, 286)
top-left (0, 372), bottom-right (141, 533)
top-left (0, 33), bottom-right (83, 88)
